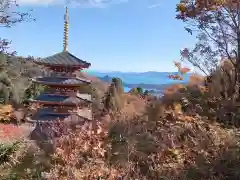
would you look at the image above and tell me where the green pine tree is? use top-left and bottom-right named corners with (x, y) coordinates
top-left (112, 77), bottom-right (124, 94)
top-left (103, 78), bottom-right (124, 113)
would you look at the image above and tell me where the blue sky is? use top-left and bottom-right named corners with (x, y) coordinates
top-left (1, 0), bottom-right (196, 72)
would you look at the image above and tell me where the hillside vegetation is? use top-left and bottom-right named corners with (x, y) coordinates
top-left (2, 61), bottom-right (240, 179)
top-left (2, 0), bottom-right (240, 179)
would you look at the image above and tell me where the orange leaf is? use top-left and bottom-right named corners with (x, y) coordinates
top-left (180, 67), bottom-right (191, 74)
top-left (174, 61), bottom-right (181, 68)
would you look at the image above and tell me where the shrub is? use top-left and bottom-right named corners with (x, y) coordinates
top-left (0, 141), bottom-right (19, 165)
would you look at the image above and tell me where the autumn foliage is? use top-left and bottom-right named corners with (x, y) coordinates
top-left (176, 0), bottom-right (239, 20)
top-left (168, 61), bottom-right (191, 81)
top-left (176, 0), bottom-right (240, 100)
top-left (0, 124), bottom-right (22, 139)
top-left (0, 105), bottom-right (13, 122)
top-left (1, 0), bottom-right (240, 179)
top-left (43, 121), bottom-right (124, 180)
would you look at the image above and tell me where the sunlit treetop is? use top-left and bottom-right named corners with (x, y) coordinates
top-left (174, 61), bottom-right (181, 68)
top-left (168, 74), bottom-right (184, 80)
top-left (176, 0), bottom-right (238, 20)
top-left (173, 61), bottom-right (191, 74)
top-left (169, 61), bottom-right (191, 81)
top-left (220, 57), bottom-right (235, 70)
top-left (181, 67), bottom-right (191, 74)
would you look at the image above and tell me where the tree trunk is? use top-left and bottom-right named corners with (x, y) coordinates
top-left (236, 28), bottom-right (240, 101)
top-left (235, 9), bottom-right (240, 101)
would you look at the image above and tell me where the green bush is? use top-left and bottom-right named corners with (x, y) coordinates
top-left (0, 141), bottom-right (19, 165)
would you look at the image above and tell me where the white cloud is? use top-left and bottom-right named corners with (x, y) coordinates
top-left (17, 0), bottom-right (161, 8)
top-left (148, 4), bottom-right (160, 8)
top-left (147, 0), bottom-right (161, 8)
top-left (17, 0), bottom-right (61, 5)
top-left (17, 0), bottom-right (128, 7)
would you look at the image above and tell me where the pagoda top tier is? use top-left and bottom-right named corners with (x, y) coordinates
top-left (34, 51), bottom-right (91, 68)
top-left (34, 7), bottom-right (91, 69)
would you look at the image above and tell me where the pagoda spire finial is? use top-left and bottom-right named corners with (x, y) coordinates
top-left (63, 6), bottom-right (69, 52)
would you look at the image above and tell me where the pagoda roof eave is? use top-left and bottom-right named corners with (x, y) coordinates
top-left (26, 115), bottom-right (92, 123)
top-left (30, 93), bottom-right (92, 104)
top-left (32, 82), bottom-right (87, 87)
top-left (28, 99), bottom-right (91, 106)
top-left (31, 76), bottom-right (91, 86)
top-left (76, 93), bottom-right (92, 103)
top-left (35, 62), bottom-right (90, 68)
top-left (34, 51), bottom-right (91, 68)
top-left (26, 108), bottom-right (92, 123)
top-left (76, 77), bottom-right (91, 83)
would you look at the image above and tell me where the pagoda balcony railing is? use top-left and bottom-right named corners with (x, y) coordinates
top-left (49, 71), bottom-right (76, 78)
top-left (44, 89), bottom-right (78, 94)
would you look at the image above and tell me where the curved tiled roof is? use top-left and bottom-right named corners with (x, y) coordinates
top-left (27, 108), bottom-right (92, 122)
top-left (29, 93), bottom-right (92, 105)
top-left (34, 51), bottom-right (91, 67)
top-left (32, 76), bottom-right (91, 85)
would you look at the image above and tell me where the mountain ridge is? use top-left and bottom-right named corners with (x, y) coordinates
top-left (97, 74), bottom-right (188, 91)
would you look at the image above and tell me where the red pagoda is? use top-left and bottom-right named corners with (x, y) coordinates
top-left (27, 7), bottom-right (92, 138)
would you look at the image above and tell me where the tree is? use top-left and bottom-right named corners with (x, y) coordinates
top-left (143, 90), bottom-right (150, 96)
top-left (136, 87), bottom-right (143, 95)
top-left (168, 61), bottom-right (191, 81)
top-left (176, 0), bottom-right (240, 100)
top-left (129, 87), bottom-right (139, 95)
top-left (0, 54), bottom-right (40, 105)
top-left (0, 1), bottom-right (34, 104)
top-left (24, 83), bottom-right (45, 101)
top-left (129, 87), bottom-right (144, 95)
top-left (0, 0), bottom-right (33, 54)
top-left (0, 54), bottom-right (14, 104)
top-left (111, 77), bottom-right (124, 94)
top-left (103, 78), bottom-right (124, 113)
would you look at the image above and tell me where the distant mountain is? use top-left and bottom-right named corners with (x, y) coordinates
top-left (88, 71), bottom-right (174, 77)
top-left (99, 75), bottom-right (112, 83)
top-left (95, 71), bottom-right (189, 91)
top-left (88, 71), bottom-right (190, 85)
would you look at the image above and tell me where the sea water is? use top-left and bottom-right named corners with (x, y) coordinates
top-left (124, 87), bottom-right (132, 92)
top-left (87, 71), bottom-right (190, 94)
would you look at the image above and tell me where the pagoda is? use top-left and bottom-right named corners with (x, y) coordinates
top-left (27, 7), bottom-right (92, 138)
